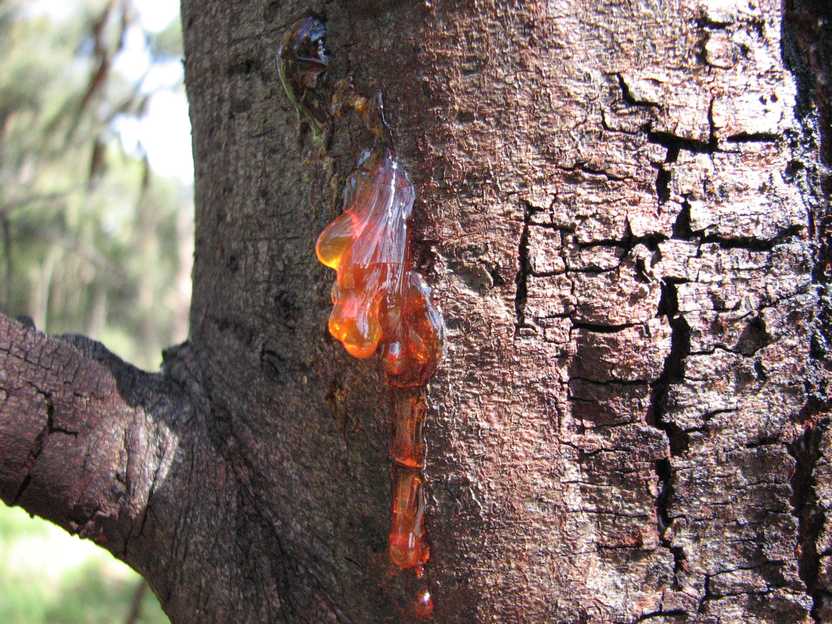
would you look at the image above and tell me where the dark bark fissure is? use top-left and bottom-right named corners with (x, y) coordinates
top-left (641, 135), bottom-right (814, 617)
top-left (672, 202), bottom-right (694, 240)
top-left (788, 422), bottom-right (829, 623)
top-left (12, 384), bottom-right (78, 505)
top-left (128, 432), bottom-right (167, 558)
top-left (569, 67), bottom-right (818, 614)
top-left (646, 130), bottom-right (716, 157)
top-left (514, 203), bottom-right (531, 333)
top-left (29, 384), bottom-right (79, 438)
top-left (698, 573), bottom-right (713, 614)
top-left (650, 281), bottom-right (692, 579)
top-left (725, 132), bottom-right (781, 144)
top-left (783, 0), bottom-right (832, 379)
top-left (635, 608), bottom-right (688, 622)
top-left (654, 167), bottom-right (672, 205)
top-left (651, 129), bottom-right (682, 208)
top-left (616, 73), bottom-right (661, 110)
top-left (622, 89), bottom-right (707, 592)
top-left (783, 1), bottom-right (832, 619)
top-left (620, 43), bottom-right (824, 612)
top-left (557, 161), bottom-right (630, 182)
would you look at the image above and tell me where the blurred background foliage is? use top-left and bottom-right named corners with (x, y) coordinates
top-left (1, 0), bottom-right (193, 621)
top-left (0, 0), bottom-right (191, 370)
top-left (0, 506), bottom-right (168, 623)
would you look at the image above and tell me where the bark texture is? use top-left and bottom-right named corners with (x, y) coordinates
top-left (1, 0), bottom-right (830, 622)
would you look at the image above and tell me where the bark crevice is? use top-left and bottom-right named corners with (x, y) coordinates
top-left (514, 202), bottom-right (532, 333)
top-left (783, 2), bottom-right (832, 619)
top-left (649, 280), bottom-right (692, 577)
top-left (788, 423), bottom-right (829, 622)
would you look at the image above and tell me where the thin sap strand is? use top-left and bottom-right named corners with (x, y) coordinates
top-left (390, 392), bottom-right (426, 470)
top-left (389, 465), bottom-right (429, 571)
top-left (389, 391), bottom-right (429, 571)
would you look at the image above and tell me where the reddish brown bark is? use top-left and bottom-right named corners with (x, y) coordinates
top-left (1, 0), bottom-right (830, 622)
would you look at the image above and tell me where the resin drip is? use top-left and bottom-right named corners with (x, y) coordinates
top-left (278, 16), bottom-right (443, 618)
top-left (315, 149), bottom-right (443, 616)
top-left (388, 391), bottom-right (429, 571)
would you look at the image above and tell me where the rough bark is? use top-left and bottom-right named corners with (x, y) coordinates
top-left (1, 0), bottom-right (830, 622)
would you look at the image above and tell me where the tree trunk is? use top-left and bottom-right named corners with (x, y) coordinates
top-left (1, 0), bottom-right (830, 622)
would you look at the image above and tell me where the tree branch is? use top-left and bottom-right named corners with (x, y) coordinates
top-left (0, 313), bottom-right (294, 622)
top-left (0, 313), bottom-right (198, 605)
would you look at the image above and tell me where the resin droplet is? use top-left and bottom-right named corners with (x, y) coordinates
top-left (388, 466), bottom-right (430, 570)
top-left (413, 588), bottom-right (434, 619)
top-left (315, 148), bottom-right (443, 384)
top-left (380, 272), bottom-right (444, 388)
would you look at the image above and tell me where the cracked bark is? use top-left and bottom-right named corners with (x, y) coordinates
top-left (1, 0), bottom-right (830, 622)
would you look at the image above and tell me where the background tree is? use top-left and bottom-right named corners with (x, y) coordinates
top-left (1, 0), bottom-right (830, 623)
top-left (0, 0), bottom-right (191, 369)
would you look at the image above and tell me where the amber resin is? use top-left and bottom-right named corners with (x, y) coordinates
top-left (315, 149), bottom-right (443, 616)
top-left (390, 392), bottom-right (426, 470)
top-left (414, 589), bottom-right (434, 619)
top-left (315, 148), bottom-right (444, 388)
top-left (281, 15), bottom-right (443, 617)
top-left (385, 390), bottom-right (430, 583)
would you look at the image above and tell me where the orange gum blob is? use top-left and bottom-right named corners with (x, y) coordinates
top-left (315, 148), bottom-right (443, 386)
top-left (413, 588), bottom-right (434, 619)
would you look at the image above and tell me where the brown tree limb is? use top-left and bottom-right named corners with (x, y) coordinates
top-left (1, 313), bottom-right (165, 542)
top-left (125, 579), bottom-right (148, 624)
top-left (0, 315), bottom-right (212, 616)
top-left (1, 214), bottom-right (11, 309)
top-left (0, 312), bottom-right (313, 622)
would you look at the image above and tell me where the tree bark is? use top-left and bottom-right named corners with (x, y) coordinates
top-left (1, 0), bottom-right (830, 622)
